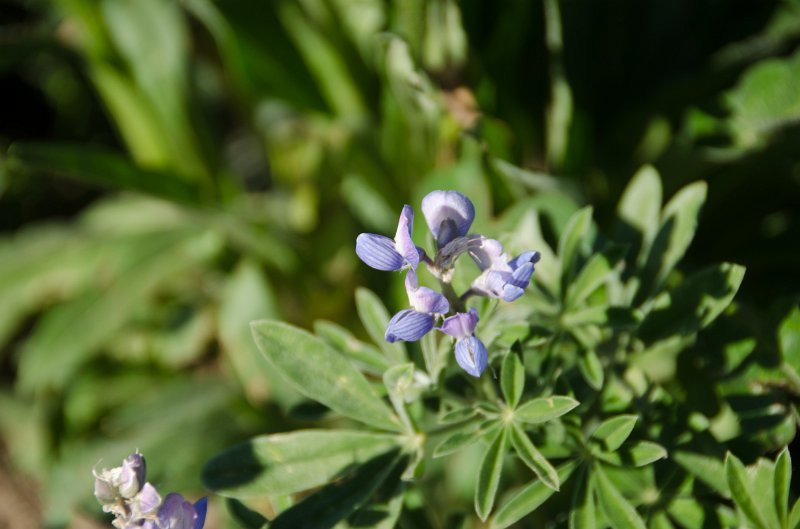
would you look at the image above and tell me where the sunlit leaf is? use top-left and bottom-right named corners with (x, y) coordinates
top-left (725, 452), bottom-right (770, 529)
top-left (594, 464), bottom-right (647, 529)
top-left (475, 426), bottom-right (508, 521)
top-left (616, 165), bottom-right (662, 263)
top-left (355, 287), bottom-right (407, 365)
top-left (558, 206), bottom-right (594, 290)
top-left (314, 320), bottom-right (391, 375)
top-left (501, 349), bottom-right (525, 409)
top-left (509, 422), bottom-right (559, 491)
top-left (491, 461), bottom-right (577, 529)
top-left (251, 321), bottom-right (402, 432)
top-left (594, 441), bottom-right (667, 467)
top-left (590, 415), bottom-right (638, 452)
top-left (516, 396), bottom-right (579, 424)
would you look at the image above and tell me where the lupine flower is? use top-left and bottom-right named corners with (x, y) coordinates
top-left (421, 190), bottom-right (475, 248)
top-left (94, 453), bottom-right (206, 529)
top-left (469, 237), bottom-right (541, 302)
top-left (354, 189), bottom-right (540, 378)
top-left (385, 269), bottom-right (449, 342)
top-left (439, 308), bottom-right (488, 377)
top-left (356, 205), bottom-right (420, 271)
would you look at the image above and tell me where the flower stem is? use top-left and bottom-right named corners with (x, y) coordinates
top-left (439, 279), bottom-right (466, 314)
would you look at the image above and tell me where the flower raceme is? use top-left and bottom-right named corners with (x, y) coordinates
top-left (356, 190), bottom-right (540, 377)
top-left (94, 452), bottom-right (206, 529)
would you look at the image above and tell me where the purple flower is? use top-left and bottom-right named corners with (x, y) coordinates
top-left (469, 237), bottom-right (540, 302)
top-left (155, 494), bottom-right (207, 529)
top-left (356, 205), bottom-right (420, 271)
top-left (421, 190), bottom-right (475, 248)
top-left (385, 270), bottom-right (449, 343)
top-left (439, 308), bottom-right (488, 377)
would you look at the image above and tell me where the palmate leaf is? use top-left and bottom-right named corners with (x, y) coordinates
top-left (250, 321), bottom-right (403, 432)
top-left (202, 430), bottom-right (399, 498)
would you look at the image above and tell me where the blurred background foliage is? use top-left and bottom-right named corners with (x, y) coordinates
top-left (0, 0), bottom-right (799, 527)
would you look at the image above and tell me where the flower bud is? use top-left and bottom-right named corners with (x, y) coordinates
top-left (118, 453), bottom-right (146, 498)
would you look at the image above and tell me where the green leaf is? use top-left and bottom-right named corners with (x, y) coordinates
top-left (725, 452), bottom-right (770, 529)
top-left (516, 396), bottom-right (579, 424)
top-left (558, 206), bottom-right (594, 289)
top-left (17, 229), bottom-right (198, 392)
top-left (673, 451), bottom-right (729, 496)
top-left (269, 450), bottom-right (402, 529)
top-left (343, 470), bottom-right (405, 529)
top-left (491, 461), bottom-right (577, 529)
top-left (594, 442), bottom-right (667, 467)
top-left (218, 259), bottom-right (288, 404)
top-left (565, 252), bottom-right (614, 308)
top-left (569, 468), bottom-right (597, 529)
top-left (594, 464), bottom-right (647, 529)
top-left (501, 349), bottom-right (525, 409)
top-left (779, 307), bottom-right (800, 377)
top-left (225, 499), bottom-right (268, 529)
top-left (591, 415), bottom-right (638, 452)
top-left (509, 422), bottom-right (560, 491)
top-left (638, 263), bottom-right (746, 343)
top-left (639, 181), bottom-right (707, 299)
top-left (776, 448), bottom-right (792, 529)
top-left (616, 165), bottom-right (662, 263)
top-left (775, 447), bottom-right (792, 527)
top-left (7, 142), bottom-right (201, 204)
top-left (475, 427), bottom-right (508, 521)
top-left (383, 363), bottom-right (416, 432)
top-left (433, 423), bottom-right (490, 458)
top-left (202, 430), bottom-right (399, 498)
top-left (250, 321), bottom-right (402, 432)
top-left (313, 320), bottom-right (391, 375)
top-left (355, 287), bottom-right (407, 364)
top-left (578, 349), bottom-right (604, 390)
top-left (790, 497), bottom-right (800, 529)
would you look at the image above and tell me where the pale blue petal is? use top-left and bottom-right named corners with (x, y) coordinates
top-left (439, 308), bottom-right (479, 340)
top-left (454, 336), bottom-right (488, 377)
top-left (500, 284), bottom-right (526, 302)
top-left (385, 309), bottom-right (434, 342)
top-left (467, 237), bottom-right (507, 271)
top-left (394, 205), bottom-right (419, 269)
top-left (158, 493), bottom-right (197, 529)
top-left (405, 269), bottom-right (449, 314)
top-left (133, 483), bottom-right (161, 517)
top-left (356, 233), bottom-right (404, 271)
top-left (508, 251), bottom-right (541, 271)
top-left (421, 190), bottom-right (475, 247)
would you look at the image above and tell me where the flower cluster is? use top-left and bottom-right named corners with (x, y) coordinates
top-left (93, 453), bottom-right (207, 529)
top-left (356, 190), bottom-right (540, 377)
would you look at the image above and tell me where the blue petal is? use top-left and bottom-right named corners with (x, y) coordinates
top-left (193, 497), bottom-right (208, 529)
top-left (158, 493), bottom-right (196, 529)
top-left (385, 309), bottom-right (434, 342)
top-left (500, 284), bottom-right (526, 302)
top-left (508, 262), bottom-right (534, 289)
top-left (454, 336), bottom-right (488, 377)
top-left (356, 233), bottom-right (404, 271)
top-left (394, 205), bottom-right (419, 270)
top-left (405, 269), bottom-right (449, 314)
top-left (421, 190), bottom-right (475, 247)
top-left (439, 308), bottom-right (479, 340)
top-left (467, 237), bottom-right (507, 271)
top-left (508, 251), bottom-right (541, 271)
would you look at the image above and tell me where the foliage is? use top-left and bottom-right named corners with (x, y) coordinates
top-left (0, 0), bottom-right (798, 528)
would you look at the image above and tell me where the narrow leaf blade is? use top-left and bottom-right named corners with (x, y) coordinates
top-left (491, 461), bottom-right (577, 529)
top-left (475, 427), bottom-right (508, 521)
top-left (591, 415), bottom-right (638, 452)
top-left (594, 465), bottom-right (647, 529)
top-left (510, 423), bottom-right (559, 491)
top-left (501, 350), bottom-right (525, 409)
top-left (516, 396), bottom-right (579, 424)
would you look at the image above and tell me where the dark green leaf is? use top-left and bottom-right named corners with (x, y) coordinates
top-left (225, 499), bottom-right (268, 529)
top-left (639, 263), bottom-right (746, 343)
top-left (202, 430), bottom-right (399, 498)
top-left (509, 423), bottom-right (559, 491)
top-left (594, 464), bottom-right (647, 529)
top-left (250, 321), bottom-right (402, 432)
top-left (491, 461), bottom-right (577, 529)
top-left (779, 307), bottom-right (800, 378)
top-left (269, 450), bottom-right (403, 529)
top-left (7, 142), bottom-right (201, 204)
top-left (475, 427), bottom-right (508, 521)
top-left (569, 468), bottom-right (596, 529)
top-left (501, 349), bottom-right (525, 409)
top-left (515, 396), bottom-right (579, 424)
top-left (616, 165), bottom-right (662, 262)
top-left (558, 206), bottom-right (594, 289)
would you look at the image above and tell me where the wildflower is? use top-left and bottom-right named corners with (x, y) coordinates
top-left (93, 453), bottom-right (206, 529)
top-left (385, 269), bottom-right (449, 342)
top-left (469, 237), bottom-right (541, 302)
top-left (356, 205), bottom-right (420, 271)
top-left (421, 190), bottom-right (475, 248)
top-left (354, 189), bottom-right (540, 378)
top-left (439, 308), bottom-right (488, 377)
